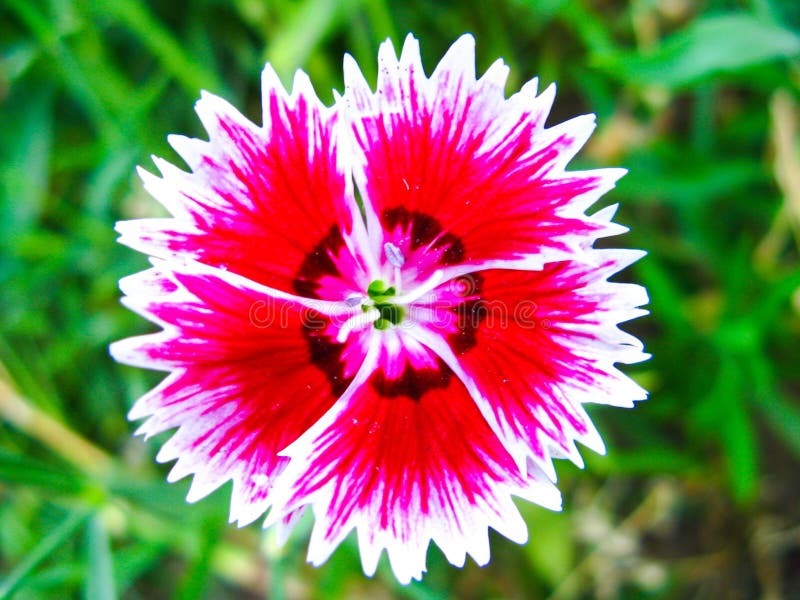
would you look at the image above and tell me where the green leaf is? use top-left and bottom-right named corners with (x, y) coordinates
top-left (19, 562), bottom-right (85, 594)
top-left (264, 0), bottom-right (362, 83)
top-left (113, 543), bottom-right (168, 597)
top-left (4, 0), bottom-right (125, 144)
top-left (713, 357), bottom-right (758, 502)
top-left (599, 448), bottom-right (698, 475)
top-left (627, 256), bottom-right (688, 337)
top-left (599, 14), bottom-right (800, 88)
top-left (755, 394), bottom-right (800, 458)
top-left (0, 450), bottom-right (86, 494)
top-left (86, 0), bottom-right (223, 97)
top-left (523, 508), bottom-right (574, 587)
top-left (0, 82), bottom-right (53, 234)
top-left (750, 353), bottom-right (800, 459)
top-left (362, 0), bottom-right (398, 46)
top-left (84, 149), bottom-right (141, 218)
top-left (84, 515), bottom-right (117, 600)
top-left (172, 521), bottom-right (220, 600)
top-left (317, 535), bottom-right (362, 599)
top-left (0, 509), bottom-right (91, 599)
top-left (620, 154), bottom-right (766, 206)
top-left (0, 41), bottom-right (40, 84)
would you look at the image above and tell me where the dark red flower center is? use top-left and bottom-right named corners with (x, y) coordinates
top-left (293, 207), bottom-right (485, 400)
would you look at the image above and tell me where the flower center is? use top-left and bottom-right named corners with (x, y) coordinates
top-left (295, 208), bottom-right (482, 397)
top-left (366, 279), bottom-right (405, 329)
top-left (336, 267), bottom-right (447, 343)
top-left (335, 241), bottom-right (454, 343)
top-left (336, 280), bottom-right (411, 344)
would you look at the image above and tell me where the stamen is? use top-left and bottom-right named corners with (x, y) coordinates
top-left (344, 293), bottom-right (364, 307)
top-left (384, 242), bottom-right (405, 293)
top-left (336, 307), bottom-right (381, 343)
top-left (384, 242), bottom-right (405, 268)
top-left (393, 270), bottom-right (444, 305)
top-left (394, 267), bottom-right (402, 293)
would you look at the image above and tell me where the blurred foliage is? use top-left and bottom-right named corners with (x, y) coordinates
top-left (1, 0), bottom-right (799, 598)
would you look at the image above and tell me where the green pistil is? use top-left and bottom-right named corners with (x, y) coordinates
top-left (365, 279), bottom-right (404, 329)
top-left (374, 302), bottom-right (404, 326)
top-left (367, 279), bottom-right (396, 300)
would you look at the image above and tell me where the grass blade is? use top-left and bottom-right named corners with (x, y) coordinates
top-left (88, 0), bottom-right (223, 96)
top-left (84, 515), bottom-right (117, 600)
top-left (0, 509), bottom-right (91, 599)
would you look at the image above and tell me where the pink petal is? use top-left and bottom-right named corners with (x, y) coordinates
top-left (118, 67), bottom-right (374, 299)
top-left (343, 34), bottom-right (624, 273)
top-left (431, 249), bottom-right (649, 479)
top-left (111, 262), bottom-right (364, 525)
top-left (268, 337), bottom-right (561, 584)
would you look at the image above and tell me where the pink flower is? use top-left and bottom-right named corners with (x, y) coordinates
top-left (111, 34), bottom-right (648, 583)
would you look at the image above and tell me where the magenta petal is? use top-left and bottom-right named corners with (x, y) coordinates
top-left (118, 67), bottom-right (373, 297)
top-left (439, 250), bottom-right (649, 478)
top-left (343, 34), bottom-right (624, 272)
top-left (268, 338), bottom-right (561, 584)
top-left (111, 262), bottom-right (363, 525)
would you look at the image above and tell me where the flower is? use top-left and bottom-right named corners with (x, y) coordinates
top-left (110, 34), bottom-right (649, 584)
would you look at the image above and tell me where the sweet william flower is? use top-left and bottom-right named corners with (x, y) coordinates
top-left (110, 34), bottom-right (649, 583)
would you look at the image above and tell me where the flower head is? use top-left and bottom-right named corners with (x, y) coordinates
top-left (111, 34), bottom-right (648, 584)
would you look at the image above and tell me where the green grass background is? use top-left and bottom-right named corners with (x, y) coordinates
top-left (1, 0), bottom-right (799, 598)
